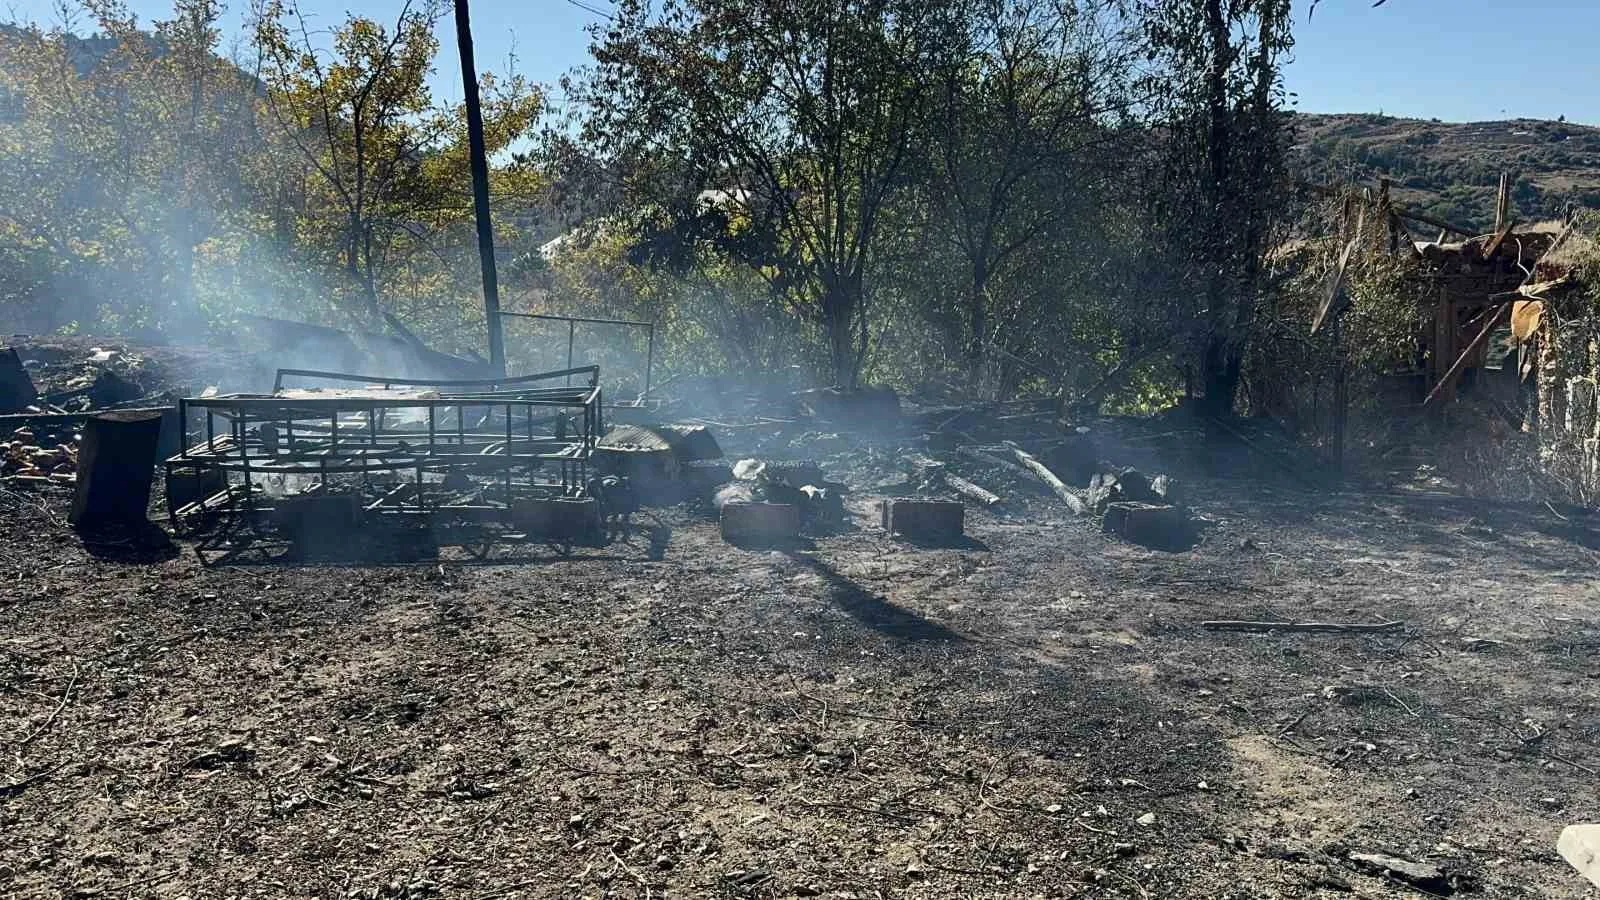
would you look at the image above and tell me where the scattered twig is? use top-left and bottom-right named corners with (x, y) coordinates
top-left (1382, 687), bottom-right (1420, 718)
top-left (1200, 620), bottom-right (1405, 634)
top-left (17, 661), bottom-right (78, 749)
top-left (1277, 711), bottom-right (1310, 738)
top-left (0, 761), bottom-right (69, 797)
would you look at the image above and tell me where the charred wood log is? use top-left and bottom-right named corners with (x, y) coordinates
top-left (69, 410), bottom-right (163, 530)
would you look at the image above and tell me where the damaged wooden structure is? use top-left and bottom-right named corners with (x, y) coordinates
top-left (1306, 175), bottom-right (1600, 495)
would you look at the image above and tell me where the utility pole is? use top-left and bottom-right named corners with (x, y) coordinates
top-left (453, 0), bottom-right (505, 376)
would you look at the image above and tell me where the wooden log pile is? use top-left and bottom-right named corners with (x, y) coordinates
top-left (1, 423), bottom-right (80, 485)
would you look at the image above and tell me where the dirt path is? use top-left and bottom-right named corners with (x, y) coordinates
top-left (3, 472), bottom-right (1599, 898)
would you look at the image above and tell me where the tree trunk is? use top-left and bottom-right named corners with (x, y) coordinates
top-left (967, 257), bottom-right (988, 385)
top-left (824, 278), bottom-right (862, 389)
top-left (1197, 336), bottom-right (1242, 417)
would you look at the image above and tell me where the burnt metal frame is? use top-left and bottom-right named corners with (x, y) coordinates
top-left (497, 312), bottom-right (655, 402)
top-left (166, 365), bottom-right (603, 528)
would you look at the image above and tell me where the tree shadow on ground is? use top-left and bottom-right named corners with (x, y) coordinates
top-left (786, 552), bottom-right (965, 642)
top-left (77, 520), bottom-right (179, 563)
top-left (187, 519), bottom-right (634, 568)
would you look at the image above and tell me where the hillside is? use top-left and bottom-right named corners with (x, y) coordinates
top-left (1294, 112), bottom-right (1600, 232)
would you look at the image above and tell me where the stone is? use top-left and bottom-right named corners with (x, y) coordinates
top-left (1151, 473), bottom-right (1184, 507)
top-left (1347, 851), bottom-right (1461, 894)
top-left (1559, 824), bottom-right (1600, 888)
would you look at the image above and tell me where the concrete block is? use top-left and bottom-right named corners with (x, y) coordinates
top-left (720, 501), bottom-right (801, 545)
top-left (272, 493), bottom-right (360, 539)
top-left (881, 498), bottom-right (964, 540)
top-left (1101, 501), bottom-right (1194, 551)
top-left (512, 496), bottom-right (600, 542)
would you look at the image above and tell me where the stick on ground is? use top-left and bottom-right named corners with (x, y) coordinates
top-left (1200, 620), bottom-right (1406, 634)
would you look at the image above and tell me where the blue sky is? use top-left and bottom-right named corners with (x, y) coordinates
top-left (5, 0), bottom-right (1599, 125)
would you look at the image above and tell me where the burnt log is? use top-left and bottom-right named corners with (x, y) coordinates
top-left (1004, 441), bottom-right (1087, 514)
top-left (69, 410), bottom-right (163, 529)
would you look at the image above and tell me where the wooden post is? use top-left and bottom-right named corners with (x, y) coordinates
top-left (453, 0), bottom-right (505, 377)
top-left (1331, 316), bottom-right (1347, 472)
top-left (1495, 172), bottom-right (1510, 234)
top-left (69, 410), bottom-right (163, 529)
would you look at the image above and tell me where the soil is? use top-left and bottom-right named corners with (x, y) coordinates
top-left (3, 344), bottom-right (1600, 899)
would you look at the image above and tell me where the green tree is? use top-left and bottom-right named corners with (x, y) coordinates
top-left (1140, 0), bottom-right (1294, 415)
top-left (922, 0), bottom-right (1134, 392)
top-left (252, 0), bottom-right (541, 338)
top-left (576, 0), bottom-right (967, 387)
top-left (0, 0), bottom-right (260, 332)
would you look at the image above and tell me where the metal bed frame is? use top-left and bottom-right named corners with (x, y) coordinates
top-left (166, 365), bottom-right (604, 529)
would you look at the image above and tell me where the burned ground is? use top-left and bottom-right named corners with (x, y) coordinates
top-left (4, 419), bottom-right (1600, 898)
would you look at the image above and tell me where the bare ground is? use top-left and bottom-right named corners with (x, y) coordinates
top-left (4, 448), bottom-right (1600, 900)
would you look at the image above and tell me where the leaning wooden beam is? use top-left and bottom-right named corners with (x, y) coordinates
top-left (1480, 218), bottom-right (1518, 262)
top-left (1003, 441), bottom-right (1086, 514)
top-left (1201, 620), bottom-right (1406, 633)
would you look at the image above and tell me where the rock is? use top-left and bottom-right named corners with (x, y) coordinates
top-left (1347, 851), bottom-right (1462, 894)
top-left (1136, 812), bottom-right (1156, 826)
top-left (86, 368), bottom-right (143, 408)
top-left (1559, 824), bottom-right (1600, 888)
top-left (0, 347), bottom-right (38, 413)
top-left (1045, 435), bottom-right (1098, 485)
top-left (1113, 468), bottom-right (1159, 503)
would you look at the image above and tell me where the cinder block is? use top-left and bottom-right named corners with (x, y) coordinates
top-left (272, 493), bottom-right (360, 537)
top-left (1101, 501), bottom-right (1194, 551)
top-left (881, 499), bottom-right (964, 540)
top-left (720, 501), bottom-right (801, 545)
top-left (513, 496), bottom-right (600, 542)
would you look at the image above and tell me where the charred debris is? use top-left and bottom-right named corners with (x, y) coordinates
top-left (0, 330), bottom-right (1292, 557)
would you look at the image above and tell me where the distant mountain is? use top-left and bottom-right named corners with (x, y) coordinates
top-left (1293, 112), bottom-right (1600, 231)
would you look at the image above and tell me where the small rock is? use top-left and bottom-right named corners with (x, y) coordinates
top-left (1136, 812), bottom-right (1157, 826)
